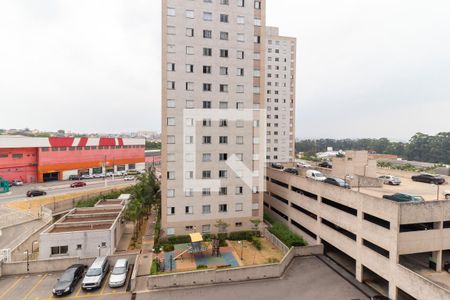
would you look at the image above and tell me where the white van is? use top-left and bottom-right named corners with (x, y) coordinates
top-left (82, 256), bottom-right (110, 290)
top-left (306, 170), bottom-right (326, 182)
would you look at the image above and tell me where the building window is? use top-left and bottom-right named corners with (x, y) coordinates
top-left (235, 222), bottom-right (243, 228)
top-left (76, 244), bottom-right (82, 250)
top-left (220, 31), bottom-right (229, 40)
top-left (186, 28), bottom-right (194, 37)
top-left (236, 186), bottom-right (243, 195)
top-left (237, 0), bottom-right (245, 7)
top-left (202, 170), bottom-right (211, 179)
top-left (219, 84), bottom-right (228, 93)
top-left (219, 136), bottom-right (228, 144)
top-left (12, 154), bottom-right (23, 159)
top-left (219, 119), bottom-right (228, 127)
top-left (220, 14), bottom-right (229, 23)
top-left (219, 187), bottom-right (228, 195)
top-left (203, 30), bottom-right (212, 39)
top-left (203, 136), bottom-right (212, 144)
top-left (219, 101), bottom-right (228, 109)
top-left (219, 170), bottom-right (228, 178)
top-left (203, 119), bottom-right (212, 127)
top-left (203, 101), bottom-right (212, 108)
top-left (186, 64), bottom-right (194, 73)
top-left (167, 207), bottom-right (175, 215)
top-left (237, 16), bottom-right (245, 24)
top-left (202, 205), bottom-right (211, 214)
top-left (237, 50), bottom-right (244, 59)
top-left (167, 136), bottom-right (175, 144)
top-left (203, 12), bottom-right (212, 21)
top-left (167, 189), bottom-right (175, 198)
top-left (167, 117), bottom-right (176, 126)
top-left (167, 171), bottom-right (175, 180)
top-left (219, 204), bottom-right (228, 213)
top-left (220, 67), bottom-right (229, 75)
top-left (237, 68), bottom-right (244, 76)
top-left (203, 65), bottom-right (212, 74)
top-left (236, 136), bottom-right (244, 144)
top-left (167, 7), bottom-right (176, 16)
top-left (186, 46), bottom-right (194, 55)
top-left (202, 188), bottom-right (211, 196)
top-left (185, 189), bottom-right (193, 197)
top-left (220, 49), bottom-right (229, 58)
top-left (50, 246), bottom-right (68, 256)
top-left (202, 224), bottom-right (211, 233)
top-left (185, 206), bottom-right (194, 215)
top-left (185, 226), bottom-right (194, 232)
top-left (185, 10), bottom-right (194, 19)
top-left (219, 153), bottom-right (228, 161)
top-left (202, 153), bottom-right (212, 162)
top-left (203, 48), bottom-right (212, 56)
top-left (203, 84), bottom-right (212, 92)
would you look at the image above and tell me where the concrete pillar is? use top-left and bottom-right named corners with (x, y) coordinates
top-left (388, 284), bottom-right (398, 300)
top-left (432, 250), bottom-right (443, 272)
top-left (355, 262), bottom-right (363, 282)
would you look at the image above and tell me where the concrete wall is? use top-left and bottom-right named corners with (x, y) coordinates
top-left (11, 220), bottom-right (51, 261)
top-left (1, 253), bottom-right (137, 276)
top-left (145, 245), bottom-right (323, 290)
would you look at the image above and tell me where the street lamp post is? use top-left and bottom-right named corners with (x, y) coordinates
top-left (238, 241), bottom-right (244, 260)
top-left (24, 250), bottom-right (29, 272)
top-left (98, 245), bottom-right (101, 257)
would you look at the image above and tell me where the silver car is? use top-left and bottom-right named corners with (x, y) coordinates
top-left (109, 259), bottom-right (128, 288)
top-left (378, 175), bottom-right (401, 186)
top-left (82, 256), bottom-right (109, 290)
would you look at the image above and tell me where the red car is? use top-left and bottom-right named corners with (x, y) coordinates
top-left (70, 181), bottom-right (87, 188)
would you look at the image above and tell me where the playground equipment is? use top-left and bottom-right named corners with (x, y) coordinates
top-left (173, 232), bottom-right (208, 261)
top-left (0, 177), bottom-right (10, 193)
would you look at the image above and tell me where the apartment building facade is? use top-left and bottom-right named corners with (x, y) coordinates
top-left (161, 0), bottom-right (266, 235)
top-left (264, 167), bottom-right (450, 300)
top-left (265, 27), bottom-right (296, 163)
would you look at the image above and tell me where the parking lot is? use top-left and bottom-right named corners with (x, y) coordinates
top-left (0, 270), bottom-right (130, 300)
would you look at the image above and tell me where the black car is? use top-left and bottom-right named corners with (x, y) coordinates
top-left (283, 168), bottom-right (299, 175)
top-left (411, 173), bottom-right (445, 185)
top-left (271, 163), bottom-right (284, 170)
top-left (324, 177), bottom-right (350, 189)
top-left (53, 264), bottom-right (85, 296)
top-left (69, 175), bottom-right (81, 180)
top-left (382, 193), bottom-right (424, 203)
top-left (318, 161), bottom-right (332, 169)
top-left (26, 190), bottom-right (47, 197)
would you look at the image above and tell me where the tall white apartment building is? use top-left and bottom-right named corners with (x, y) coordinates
top-left (265, 27), bottom-right (296, 163)
top-left (161, 0), bottom-right (266, 235)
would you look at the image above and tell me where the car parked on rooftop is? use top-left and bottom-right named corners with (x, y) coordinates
top-left (52, 264), bottom-right (85, 296)
top-left (411, 173), bottom-right (445, 185)
top-left (382, 193), bottom-right (425, 203)
top-left (306, 170), bottom-right (327, 182)
top-left (26, 189), bottom-right (47, 197)
top-left (70, 181), bottom-right (87, 188)
top-left (271, 162), bottom-right (284, 170)
top-left (296, 161), bottom-right (312, 168)
top-left (378, 175), bottom-right (401, 186)
top-left (283, 168), bottom-right (299, 175)
top-left (82, 256), bottom-right (109, 290)
top-left (109, 258), bottom-right (129, 288)
top-left (324, 177), bottom-right (350, 189)
top-left (318, 161), bottom-right (332, 169)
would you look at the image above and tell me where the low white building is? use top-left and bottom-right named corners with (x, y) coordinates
top-left (39, 199), bottom-right (126, 259)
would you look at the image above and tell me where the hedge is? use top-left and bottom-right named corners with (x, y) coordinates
top-left (228, 231), bottom-right (255, 242)
top-left (268, 222), bottom-right (307, 247)
top-left (251, 236), bottom-right (262, 250)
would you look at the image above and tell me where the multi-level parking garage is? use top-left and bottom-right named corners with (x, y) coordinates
top-left (264, 166), bottom-right (450, 300)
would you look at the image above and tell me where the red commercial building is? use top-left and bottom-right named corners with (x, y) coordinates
top-left (0, 136), bottom-right (145, 183)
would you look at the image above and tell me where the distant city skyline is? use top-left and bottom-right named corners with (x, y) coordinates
top-left (1, 0), bottom-right (449, 139)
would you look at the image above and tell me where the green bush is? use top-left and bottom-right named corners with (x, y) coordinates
top-left (150, 259), bottom-right (160, 275)
top-left (153, 244), bottom-right (162, 253)
top-left (267, 257), bottom-right (279, 263)
top-left (218, 239), bottom-right (228, 247)
top-left (167, 235), bottom-right (192, 244)
top-left (196, 265), bottom-right (208, 270)
top-left (263, 213), bottom-right (274, 225)
top-left (217, 233), bottom-right (228, 240)
top-left (229, 231), bottom-right (255, 242)
top-left (268, 222), bottom-right (307, 247)
top-left (251, 237), bottom-right (262, 251)
top-left (202, 234), bottom-right (215, 241)
top-left (163, 244), bottom-right (175, 252)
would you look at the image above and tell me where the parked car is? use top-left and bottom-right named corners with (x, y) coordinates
top-left (296, 161), bottom-right (312, 168)
top-left (115, 171), bottom-right (127, 176)
top-left (318, 161), bottom-right (332, 169)
top-left (271, 162), bottom-right (284, 170)
top-left (411, 173), bottom-right (445, 185)
top-left (378, 175), bottom-right (401, 186)
top-left (109, 258), bottom-right (129, 288)
top-left (444, 190), bottom-right (450, 200)
top-left (69, 175), bottom-right (81, 180)
top-left (52, 264), bottom-right (85, 296)
top-left (127, 170), bottom-right (139, 176)
top-left (124, 176), bottom-right (135, 181)
top-left (306, 170), bottom-right (326, 182)
top-left (382, 193), bottom-right (425, 203)
top-left (11, 179), bottom-right (24, 186)
top-left (26, 190), bottom-right (47, 197)
top-left (283, 168), bottom-right (299, 175)
top-left (324, 177), bottom-right (351, 189)
top-left (80, 174), bottom-right (93, 180)
top-left (70, 181), bottom-right (87, 188)
top-left (82, 256), bottom-right (110, 290)
top-left (92, 173), bottom-right (105, 179)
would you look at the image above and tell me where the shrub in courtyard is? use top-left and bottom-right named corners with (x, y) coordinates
top-left (197, 265), bottom-right (208, 270)
top-left (163, 244), bottom-right (175, 252)
top-left (167, 235), bottom-right (191, 244)
top-left (267, 257), bottom-right (280, 264)
top-left (229, 231), bottom-right (255, 242)
top-left (268, 222), bottom-right (307, 247)
top-left (251, 236), bottom-right (262, 251)
top-left (150, 259), bottom-right (160, 275)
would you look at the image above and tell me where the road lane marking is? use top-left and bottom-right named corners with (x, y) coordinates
top-left (22, 274), bottom-right (48, 300)
top-left (0, 276), bottom-right (23, 299)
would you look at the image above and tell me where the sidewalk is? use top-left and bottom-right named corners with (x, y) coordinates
top-left (115, 222), bottom-right (135, 252)
top-left (137, 211), bottom-right (157, 277)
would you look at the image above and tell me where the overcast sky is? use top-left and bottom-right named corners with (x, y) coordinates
top-left (1, 0), bottom-right (449, 140)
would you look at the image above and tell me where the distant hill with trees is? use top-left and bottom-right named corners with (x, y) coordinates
top-left (296, 132), bottom-right (450, 165)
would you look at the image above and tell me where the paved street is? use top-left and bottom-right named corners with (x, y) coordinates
top-left (0, 178), bottom-right (134, 204)
top-left (136, 256), bottom-right (369, 300)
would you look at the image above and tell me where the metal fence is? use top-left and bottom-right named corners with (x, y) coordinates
top-left (262, 227), bottom-right (290, 254)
